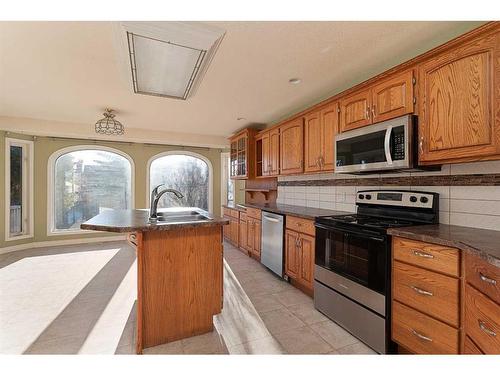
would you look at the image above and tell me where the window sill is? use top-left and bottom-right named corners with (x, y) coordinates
top-left (5, 233), bottom-right (34, 242)
top-left (47, 229), bottom-right (100, 237)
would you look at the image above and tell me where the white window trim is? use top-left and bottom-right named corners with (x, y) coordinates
top-left (146, 150), bottom-right (214, 214)
top-left (5, 138), bottom-right (34, 241)
top-left (47, 145), bottom-right (135, 236)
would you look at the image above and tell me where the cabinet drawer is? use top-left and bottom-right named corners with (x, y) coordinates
top-left (239, 213), bottom-right (247, 222)
top-left (286, 216), bottom-right (315, 236)
top-left (392, 301), bottom-right (459, 354)
top-left (393, 237), bottom-right (460, 277)
top-left (393, 261), bottom-right (459, 327)
top-left (231, 209), bottom-right (241, 219)
top-left (464, 336), bottom-right (483, 354)
top-left (465, 253), bottom-right (500, 304)
top-left (465, 285), bottom-right (500, 354)
top-left (246, 207), bottom-right (261, 220)
top-left (223, 207), bottom-right (233, 217)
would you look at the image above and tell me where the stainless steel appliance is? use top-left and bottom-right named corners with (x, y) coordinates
top-left (261, 211), bottom-right (285, 277)
top-left (314, 190), bottom-right (439, 353)
top-left (335, 115), bottom-right (414, 173)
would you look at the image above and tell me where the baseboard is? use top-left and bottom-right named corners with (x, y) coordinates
top-left (0, 235), bottom-right (127, 255)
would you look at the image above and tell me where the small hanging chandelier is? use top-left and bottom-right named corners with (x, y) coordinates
top-left (95, 109), bottom-right (125, 135)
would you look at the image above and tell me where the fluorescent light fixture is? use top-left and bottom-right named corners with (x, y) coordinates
top-left (121, 22), bottom-right (225, 100)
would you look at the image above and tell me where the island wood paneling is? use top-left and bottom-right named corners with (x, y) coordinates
top-left (137, 226), bottom-right (223, 351)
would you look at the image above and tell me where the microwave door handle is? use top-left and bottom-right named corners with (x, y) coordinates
top-left (384, 125), bottom-right (393, 165)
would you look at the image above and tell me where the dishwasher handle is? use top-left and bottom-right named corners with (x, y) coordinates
top-left (263, 216), bottom-right (280, 223)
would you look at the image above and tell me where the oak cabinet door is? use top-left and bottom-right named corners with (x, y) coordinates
top-left (339, 89), bottom-right (372, 132)
top-left (304, 110), bottom-right (322, 172)
top-left (299, 234), bottom-right (315, 289)
top-left (239, 218), bottom-right (247, 251)
top-left (261, 132), bottom-right (270, 176)
top-left (418, 32), bottom-right (499, 164)
top-left (230, 218), bottom-right (239, 247)
top-left (280, 118), bottom-right (304, 175)
top-left (254, 220), bottom-right (261, 257)
top-left (285, 230), bottom-right (300, 278)
top-left (371, 70), bottom-right (414, 124)
top-left (320, 102), bottom-right (338, 171)
top-left (223, 217), bottom-right (230, 240)
top-left (246, 219), bottom-right (254, 252)
top-left (269, 128), bottom-right (280, 176)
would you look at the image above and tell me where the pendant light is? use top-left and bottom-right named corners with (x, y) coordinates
top-left (95, 109), bottom-right (125, 135)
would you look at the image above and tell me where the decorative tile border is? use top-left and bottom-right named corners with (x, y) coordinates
top-left (277, 174), bottom-right (500, 187)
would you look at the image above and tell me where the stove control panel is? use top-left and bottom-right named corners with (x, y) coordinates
top-left (356, 190), bottom-right (436, 209)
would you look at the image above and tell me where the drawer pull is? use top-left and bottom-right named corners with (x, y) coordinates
top-left (478, 320), bottom-right (497, 337)
top-left (413, 250), bottom-right (434, 259)
top-left (479, 272), bottom-right (497, 285)
top-left (411, 285), bottom-right (434, 296)
top-left (411, 329), bottom-right (433, 342)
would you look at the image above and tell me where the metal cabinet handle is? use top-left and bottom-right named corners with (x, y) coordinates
top-left (479, 272), bottom-right (497, 285)
top-left (365, 107), bottom-right (370, 120)
top-left (411, 329), bottom-right (433, 342)
top-left (419, 136), bottom-right (424, 155)
top-left (372, 104), bottom-right (376, 118)
top-left (478, 320), bottom-right (497, 337)
top-left (413, 250), bottom-right (434, 259)
top-left (411, 285), bottom-right (434, 296)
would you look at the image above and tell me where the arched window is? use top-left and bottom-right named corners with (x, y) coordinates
top-left (48, 146), bottom-right (133, 234)
top-left (148, 151), bottom-right (212, 212)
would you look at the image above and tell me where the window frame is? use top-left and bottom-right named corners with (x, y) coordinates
top-left (146, 150), bottom-right (213, 213)
top-left (47, 145), bottom-right (135, 236)
top-left (4, 137), bottom-right (34, 241)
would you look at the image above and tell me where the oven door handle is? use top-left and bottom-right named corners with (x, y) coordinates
top-left (315, 223), bottom-right (385, 242)
top-left (384, 125), bottom-right (393, 165)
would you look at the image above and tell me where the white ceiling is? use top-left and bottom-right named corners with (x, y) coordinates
top-left (0, 21), bottom-right (484, 147)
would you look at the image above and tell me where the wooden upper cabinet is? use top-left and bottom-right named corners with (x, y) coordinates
top-left (280, 118), bottom-right (304, 175)
top-left (269, 127), bottom-right (280, 175)
top-left (339, 89), bottom-right (372, 132)
top-left (228, 128), bottom-right (258, 179)
top-left (304, 102), bottom-right (338, 173)
top-left (371, 70), bottom-right (414, 123)
top-left (304, 110), bottom-right (322, 172)
top-left (418, 31), bottom-right (500, 164)
top-left (260, 132), bottom-right (270, 176)
top-left (320, 102), bottom-right (338, 171)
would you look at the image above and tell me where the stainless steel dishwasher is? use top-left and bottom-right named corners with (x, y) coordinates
top-left (261, 211), bottom-right (285, 277)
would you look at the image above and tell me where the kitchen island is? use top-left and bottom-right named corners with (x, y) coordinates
top-left (81, 207), bottom-right (229, 354)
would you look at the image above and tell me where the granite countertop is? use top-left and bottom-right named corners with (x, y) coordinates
top-left (222, 203), bottom-right (248, 212)
top-left (80, 207), bottom-right (228, 233)
top-left (388, 224), bottom-right (500, 268)
top-left (223, 202), bottom-right (351, 220)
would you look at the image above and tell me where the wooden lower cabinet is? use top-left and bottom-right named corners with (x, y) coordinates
top-left (285, 230), bottom-right (300, 279)
top-left (239, 214), bottom-right (247, 252)
top-left (285, 216), bottom-right (315, 293)
top-left (392, 236), bottom-right (500, 354)
top-left (246, 217), bottom-right (261, 259)
top-left (392, 301), bottom-right (459, 354)
top-left (392, 236), bottom-right (461, 354)
top-left (464, 254), bottom-right (500, 354)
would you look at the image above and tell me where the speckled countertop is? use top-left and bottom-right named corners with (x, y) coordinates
top-left (80, 207), bottom-right (228, 233)
top-left (388, 224), bottom-right (500, 268)
top-left (223, 202), bottom-right (351, 220)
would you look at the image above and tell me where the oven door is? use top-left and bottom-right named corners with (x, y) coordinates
top-left (335, 115), bottom-right (412, 173)
top-left (315, 223), bottom-right (388, 295)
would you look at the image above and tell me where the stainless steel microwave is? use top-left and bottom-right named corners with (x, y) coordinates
top-left (335, 115), bottom-right (414, 173)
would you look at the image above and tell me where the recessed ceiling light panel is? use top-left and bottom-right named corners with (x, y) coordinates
top-left (121, 22), bottom-right (225, 100)
top-left (289, 78), bottom-right (301, 85)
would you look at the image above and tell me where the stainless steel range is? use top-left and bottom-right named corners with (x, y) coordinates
top-left (313, 190), bottom-right (439, 353)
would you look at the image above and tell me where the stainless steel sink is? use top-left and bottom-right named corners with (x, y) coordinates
top-left (156, 210), bottom-right (200, 217)
top-left (156, 214), bottom-right (210, 223)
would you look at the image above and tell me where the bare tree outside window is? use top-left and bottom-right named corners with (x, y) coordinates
top-left (150, 154), bottom-right (209, 210)
top-left (54, 150), bottom-right (132, 230)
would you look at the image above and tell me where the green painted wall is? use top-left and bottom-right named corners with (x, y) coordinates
top-left (1, 131), bottom-right (226, 249)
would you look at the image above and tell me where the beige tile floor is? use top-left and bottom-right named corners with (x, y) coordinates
top-left (0, 240), bottom-right (376, 355)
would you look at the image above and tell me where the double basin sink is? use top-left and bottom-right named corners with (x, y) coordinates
top-left (153, 210), bottom-right (210, 224)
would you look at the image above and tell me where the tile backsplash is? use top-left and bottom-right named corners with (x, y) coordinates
top-left (276, 160), bottom-right (500, 231)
